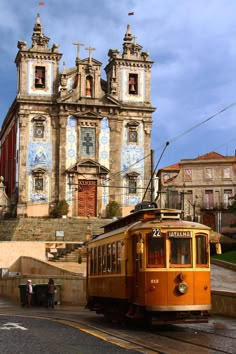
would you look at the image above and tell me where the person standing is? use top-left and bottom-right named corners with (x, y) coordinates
top-left (47, 278), bottom-right (55, 309)
top-left (26, 280), bottom-right (33, 307)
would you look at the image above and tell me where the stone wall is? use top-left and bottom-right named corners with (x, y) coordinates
top-left (0, 256), bottom-right (86, 305)
top-left (211, 291), bottom-right (236, 317)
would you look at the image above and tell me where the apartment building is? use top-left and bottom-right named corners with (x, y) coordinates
top-left (156, 152), bottom-right (236, 234)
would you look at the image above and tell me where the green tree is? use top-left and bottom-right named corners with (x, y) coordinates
top-left (53, 199), bottom-right (69, 217)
top-left (229, 195), bottom-right (236, 210)
top-left (106, 201), bottom-right (121, 218)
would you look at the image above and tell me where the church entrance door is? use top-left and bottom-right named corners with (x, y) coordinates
top-left (78, 180), bottom-right (97, 217)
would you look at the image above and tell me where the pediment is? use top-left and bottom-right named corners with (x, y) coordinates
top-left (74, 111), bottom-right (102, 119)
top-left (105, 94), bottom-right (121, 106)
top-left (67, 159), bottom-right (109, 175)
top-left (80, 58), bottom-right (102, 66)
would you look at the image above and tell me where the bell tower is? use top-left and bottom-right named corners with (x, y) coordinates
top-left (15, 13), bottom-right (62, 99)
top-left (105, 24), bottom-right (153, 105)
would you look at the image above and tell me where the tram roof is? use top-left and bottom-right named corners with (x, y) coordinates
top-left (103, 207), bottom-right (183, 233)
top-left (88, 208), bottom-right (211, 244)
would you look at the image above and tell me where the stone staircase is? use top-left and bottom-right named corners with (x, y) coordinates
top-left (0, 217), bottom-right (112, 242)
top-left (50, 245), bottom-right (82, 262)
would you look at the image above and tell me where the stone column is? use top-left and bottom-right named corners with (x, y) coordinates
top-left (17, 113), bottom-right (28, 216)
top-left (58, 113), bottom-right (68, 201)
top-left (0, 176), bottom-right (10, 218)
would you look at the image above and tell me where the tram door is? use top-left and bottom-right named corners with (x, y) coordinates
top-left (132, 234), bottom-right (143, 304)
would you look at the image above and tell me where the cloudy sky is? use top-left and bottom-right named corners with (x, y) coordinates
top-left (1, 0), bottom-right (236, 169)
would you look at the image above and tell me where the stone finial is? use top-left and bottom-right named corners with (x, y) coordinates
top-left (31, 13), bottom-right (50, 49)
top-left (17, 41), bottom-right (27, 50)
top-left (52, 43), bottom-right (59, 53)
top-left (123, 24), bottom-right (133, 42)
top-left (0, 176), bottom-right (4, 186)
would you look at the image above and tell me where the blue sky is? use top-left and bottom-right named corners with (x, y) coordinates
top-left (1, 0), bottom-right (236, 169)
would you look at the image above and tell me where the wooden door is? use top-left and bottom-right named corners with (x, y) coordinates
top-left (77, 180), bottom-right (97, 217)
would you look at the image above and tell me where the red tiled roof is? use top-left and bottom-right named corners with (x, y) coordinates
top-left (194, 151), bottom-right (225, 160)
top-left (160, 162), bottom-right (180, 171)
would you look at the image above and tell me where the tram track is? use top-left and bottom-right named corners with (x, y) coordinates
top-left (1, 309), bottom-right (235, 354)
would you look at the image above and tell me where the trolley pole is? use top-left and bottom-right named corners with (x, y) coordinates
top-left (150, 149), bottom-right (154, 203)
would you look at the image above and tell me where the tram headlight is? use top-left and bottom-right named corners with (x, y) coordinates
top-left (178, 282), bottom-right (188, 294)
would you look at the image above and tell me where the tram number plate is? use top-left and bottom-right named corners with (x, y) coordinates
top-left (152, 228), bottom-right (161, 237)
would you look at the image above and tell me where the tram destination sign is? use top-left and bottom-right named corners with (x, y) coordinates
top-left (168, 231), bottom-right (192, 238)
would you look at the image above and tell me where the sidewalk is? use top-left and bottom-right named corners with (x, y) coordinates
top-left (0, 263), bottom-right (235, 309)
top-left (211, 263), bottom-right (236, 292)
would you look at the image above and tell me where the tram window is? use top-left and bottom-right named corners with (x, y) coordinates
top-left (94, 247), bottom-right (98, 274)
top-left (170, 238), bottom-right (192, 266)
top-left (147, 233), bottom-right (165, 267)
top-left (90, 248), bottom-right (94, 275)
top-left (107, 244), bottom-right (111, 272)
top-left (98, 246), bottom-right (102, 274)
top-left (102, 245), bottom-right (107, 273)
top-left (111, 243), bottom-right (116, 272)
top-left (117, 241), bottom-right (122, 273)
top-left (196, 235), bottom-right (208, 265)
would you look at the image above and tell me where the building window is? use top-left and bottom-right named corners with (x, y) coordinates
top-left (128, 128), bottom-right (138, 143)
top-left (126, 172), bottom-right (139, 194)
top-left (167, 190), bottom-right (180, 209)
top-left (184, 169), bottom-right (192, 181)
top-left (224, 189), bottom-right (233, 209)
top-left (129, 74), bottom-right (138, 94)
top-left (32, 170), bottom-right (46, 193)
top-left (35, 66), bottom-right (45, 88)
top-left (204, 190), bottom-right (213, 209)
top-left (205, 168), bottom-right (213, 179)
top-left (223, 167), bottom-right (231, 179)
top-left (129, 179), bottom-right (137, 194)
top-left (85, 76), bottom-right (93, 97)
top-left (80, 128), bottom-right (95, 157)
top-left (34, 177), bottom-right (44, 191)
top-left (34, 123), bottom-right (45, 139)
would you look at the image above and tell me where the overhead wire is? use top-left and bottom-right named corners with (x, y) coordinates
top-left (167, 101), bottom-right (236, 144)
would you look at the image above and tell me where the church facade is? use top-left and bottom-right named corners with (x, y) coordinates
top-left (0, 14), bottom-right (155, 218)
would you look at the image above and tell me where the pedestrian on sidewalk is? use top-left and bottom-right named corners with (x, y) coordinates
top-left (26, 280), bottom-right (33, 307)
top-left (47, 278), bottom-right (55, 309)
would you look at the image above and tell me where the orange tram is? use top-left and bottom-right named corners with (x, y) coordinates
top-left (86, 203), bottom-right (211, 324)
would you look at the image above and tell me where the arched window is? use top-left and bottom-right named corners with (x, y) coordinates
top-left (35, 66), bottom-right (45, 88)
top-left (129, 73), bottom-right (138, 94)
top-left (86, 76), bottom-right (93, 97)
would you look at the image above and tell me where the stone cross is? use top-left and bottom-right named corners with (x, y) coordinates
top-left (73, 42), bottom-right (84, 60)
top-left (85, 46), bottom-right (96, 63)
top-left (83, 133), bottom-right (93, 154)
